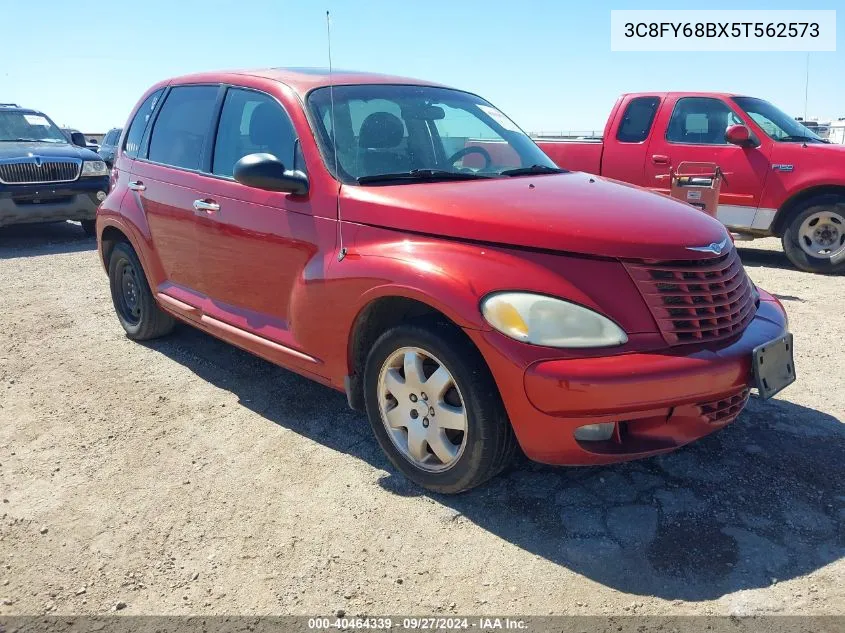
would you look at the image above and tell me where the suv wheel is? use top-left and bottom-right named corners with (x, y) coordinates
top-left (781, 195), bottom-right (845, 274)
top-left (81, 220), bottom-right (96, 237)
top-left (108, 242), bottom-right (175, 340)
top-left (364, 321), bottom-right (517, 493)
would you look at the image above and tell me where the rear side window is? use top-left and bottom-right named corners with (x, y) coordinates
top-left (123, 90), bottom-right (163, 158)
top-left (666, 97), bottom-right (743, 145)
top-left (212, 88), bottom-right (298, 177)
top-left (616, 97), bottom-right (660, 143)
top-left (148, 86), bottom-right (219, 170)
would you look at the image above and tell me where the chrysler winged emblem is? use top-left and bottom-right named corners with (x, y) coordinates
top-left (686, 238), bottom-right (728, 256)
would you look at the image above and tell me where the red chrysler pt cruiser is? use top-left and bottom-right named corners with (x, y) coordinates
top-left (96, 68), bottom-right (794, 492)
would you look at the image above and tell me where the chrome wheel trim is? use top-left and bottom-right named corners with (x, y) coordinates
top-left (376, 346), bottom-right (468, 473)
top-left (798, 210), bottom-right (845, 259)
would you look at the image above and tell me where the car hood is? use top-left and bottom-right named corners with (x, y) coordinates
top-left (341, 172), bottom-right (729, 260)
top-left (0, 141), bottom-right (100, 161)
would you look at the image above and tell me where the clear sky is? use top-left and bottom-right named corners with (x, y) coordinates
top-left (1, 0), bottom-right (842, 134)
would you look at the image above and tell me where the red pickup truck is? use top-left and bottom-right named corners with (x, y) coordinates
top-left (536, 93), bottom-right (845, 274)
top-left (97, 71), bottom-right (792, 492)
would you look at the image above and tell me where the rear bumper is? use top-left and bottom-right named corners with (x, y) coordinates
top-left (0, 178), bottom-right (108, 226)
top-left (469, 293), bottom-right (789, 466)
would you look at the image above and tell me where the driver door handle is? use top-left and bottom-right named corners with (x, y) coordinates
top-left (193, 199), bottom-right (220, 215)
top-left (651, 154), bottom-right (670, 165)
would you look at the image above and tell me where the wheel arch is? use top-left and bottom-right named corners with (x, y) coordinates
top-left (772, 185), bottom-right (845, 236)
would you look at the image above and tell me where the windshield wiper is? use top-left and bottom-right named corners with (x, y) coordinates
top-left (779, 135), bottom-right (825, 143)
top-left (500, 164), bottom-right (566, 177)
top-left (356, 169), bottom-right (493, 185)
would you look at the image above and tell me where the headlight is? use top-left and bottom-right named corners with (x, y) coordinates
top-left (80, 160), bottom-right (108, 177)
top-left (481, 292), bottom-right (628, 348)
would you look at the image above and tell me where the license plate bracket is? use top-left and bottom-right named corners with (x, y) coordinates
top-left (752, 333), bottom-right (796, 400)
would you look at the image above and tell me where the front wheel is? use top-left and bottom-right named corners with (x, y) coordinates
top-left (781, 195), bottom-right (845, 274)
top-left (363, 321), bottom-right (517, 493)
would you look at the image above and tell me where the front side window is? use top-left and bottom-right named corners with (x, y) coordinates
top-left (0, 111), bottom-right (67, 143)
top-left (616, 97), bottom-right (660, 143)
top-left (124, 90), bottom-right (163, 158)
top-left (212, 88), bottom-right (298, 178)
top-left (666, 97), bottom-right (742, 145)
top-left (307, 84), bottom-right (557, 183)
top-left (733, 96), bottom-right (825, 143)
top-left (148, 86), bottom-right (218, 170)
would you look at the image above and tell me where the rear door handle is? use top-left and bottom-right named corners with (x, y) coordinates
top-left (193, 199), bottom-right (220, 215)
top-left (128, 180), bottom-right (145, 191)
top-left (651, 154), bottom-right (670, 165)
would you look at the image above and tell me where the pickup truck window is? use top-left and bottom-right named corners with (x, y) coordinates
top-left (666, 97), bottom-right (742, 145)
top-left (307, 84), bottom-right (556, 183)
top-left (616, 96), bottom-right (659, 143)
top-left (212, 88), bottom-right (298, 178)
top-left (148, 86), bottom-right (219, 170)
top-left (733, 96), bottom-right (825, 143)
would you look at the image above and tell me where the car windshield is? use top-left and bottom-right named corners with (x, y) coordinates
top-left (733, 97), bottom-right (825, 143)
top-left (307, 84), bottom-right (559, 184)
top-left (0, 111), bottom-right (67, 142)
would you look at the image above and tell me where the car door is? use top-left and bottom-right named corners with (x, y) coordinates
top-left (644, 95), bottom-right (771, 229)
top-left (190, 86), bottom-right (316, 345)
top-left (128, 84), bottom-right (221, 303)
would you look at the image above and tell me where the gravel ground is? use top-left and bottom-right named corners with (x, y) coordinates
top-left (0, 222), bottom-right (842, 616)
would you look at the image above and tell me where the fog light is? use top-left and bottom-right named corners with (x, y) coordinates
top-left (96, 190), bottom-right (107, 201)
top-left (574, 423), bottom-right (615, 441)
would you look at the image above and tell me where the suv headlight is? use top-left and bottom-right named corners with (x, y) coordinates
top-left (481, 292), bottom-right (627, 348)
top-left (80, 160), bottom-right (108, 177)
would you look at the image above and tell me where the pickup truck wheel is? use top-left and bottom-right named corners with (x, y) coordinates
top-left (108, 242), bottom-right (175, 340)
top-left (80, 220), bottom-right (96, 237)
top-left (781, 195), bottom-right (845, 274)
top-left (364, 322), bottom-right (517, 494)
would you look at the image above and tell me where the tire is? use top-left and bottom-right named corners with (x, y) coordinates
top-left (363, 321), bottom-right (517, 494)
top-left (80, 220), bottom-right (96, 237)
top-left (108, 241), bottom-right (175, 340)
top-left (781, 195), bottom-right (845, 274)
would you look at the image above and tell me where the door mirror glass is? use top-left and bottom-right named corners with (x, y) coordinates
top-left (70, 131), bottom-right (87, 147)
top-left (725, 123), bottom-right (756, 147)
top-left (233, 153), bottom-right (308, 195)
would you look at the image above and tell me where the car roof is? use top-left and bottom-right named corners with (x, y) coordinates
top-left (166, 67), bottom-right (449, 98)
top-left (621, 92), bottom-right (746, 99)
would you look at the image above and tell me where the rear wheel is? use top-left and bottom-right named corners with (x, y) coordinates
top-left (363, 321), bottom-right (517, 493)
top-left (781, 195), bottom-right (845, 274)
top-left (108, 242), bottom-right (175, 340)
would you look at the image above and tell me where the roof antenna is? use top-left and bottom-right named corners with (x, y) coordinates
top-left (327, 10), bottom-right (347, 262)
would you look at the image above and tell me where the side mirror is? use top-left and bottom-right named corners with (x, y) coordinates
top-left (88, 138), bottom-right (98, 144)
top-left (725, 124), bottom-right (756, 147)
top-left (234, 153), bottom-right (308, 195)
top-left (70, 131), bottom-right (88, 147)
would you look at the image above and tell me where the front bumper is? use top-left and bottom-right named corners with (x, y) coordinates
top-left (0, 177), bottom-right (108, 227)
top-left (468, 292), bottom-right (789, 466)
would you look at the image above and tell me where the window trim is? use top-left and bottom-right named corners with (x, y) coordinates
top-left (121, 88), bottom-right (166, 159)
top-left (208, 85), bottom-right (304, 181)
top-left (664, 96), bottom-right (746, 147)
top-left (615, 96), bottom-right (660, 144)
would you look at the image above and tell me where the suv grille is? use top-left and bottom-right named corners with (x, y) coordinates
top-left (0, 159), bottom-right (81, 184)
top-left (624, 248), bottom-right (756, 345)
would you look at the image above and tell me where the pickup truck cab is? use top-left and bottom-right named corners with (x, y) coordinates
top-left (0, 104), bottom-right (110, 235)
top-left (536, 93), bottom-right (845, 274)
top-left (97, 70), bottom-right (792, 493)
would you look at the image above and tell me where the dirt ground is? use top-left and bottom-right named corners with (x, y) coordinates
top-left (0, 222), bottom-right (842, 616)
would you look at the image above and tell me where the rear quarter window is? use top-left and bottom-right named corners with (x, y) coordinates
top-left (616, 97), bottom-right (660, 143)
top-left (123, 90), bottom-right (163, 158)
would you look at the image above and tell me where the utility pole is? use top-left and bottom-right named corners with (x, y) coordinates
top-left (804, 52), bottom-right (810, 121)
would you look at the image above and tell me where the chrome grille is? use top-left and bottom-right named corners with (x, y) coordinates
top-left (624, 247), bottom-right (756, 345)
top-left (0, 158), bottom-right (81, 184)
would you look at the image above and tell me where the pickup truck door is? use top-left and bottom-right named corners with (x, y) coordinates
top-left (644, 95), bottom-right (772, 231)
top-left (601, 95), bottom-right (661, 184)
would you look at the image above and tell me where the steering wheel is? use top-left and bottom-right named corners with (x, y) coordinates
top-left (446, 146), bottom-right (492, 170)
